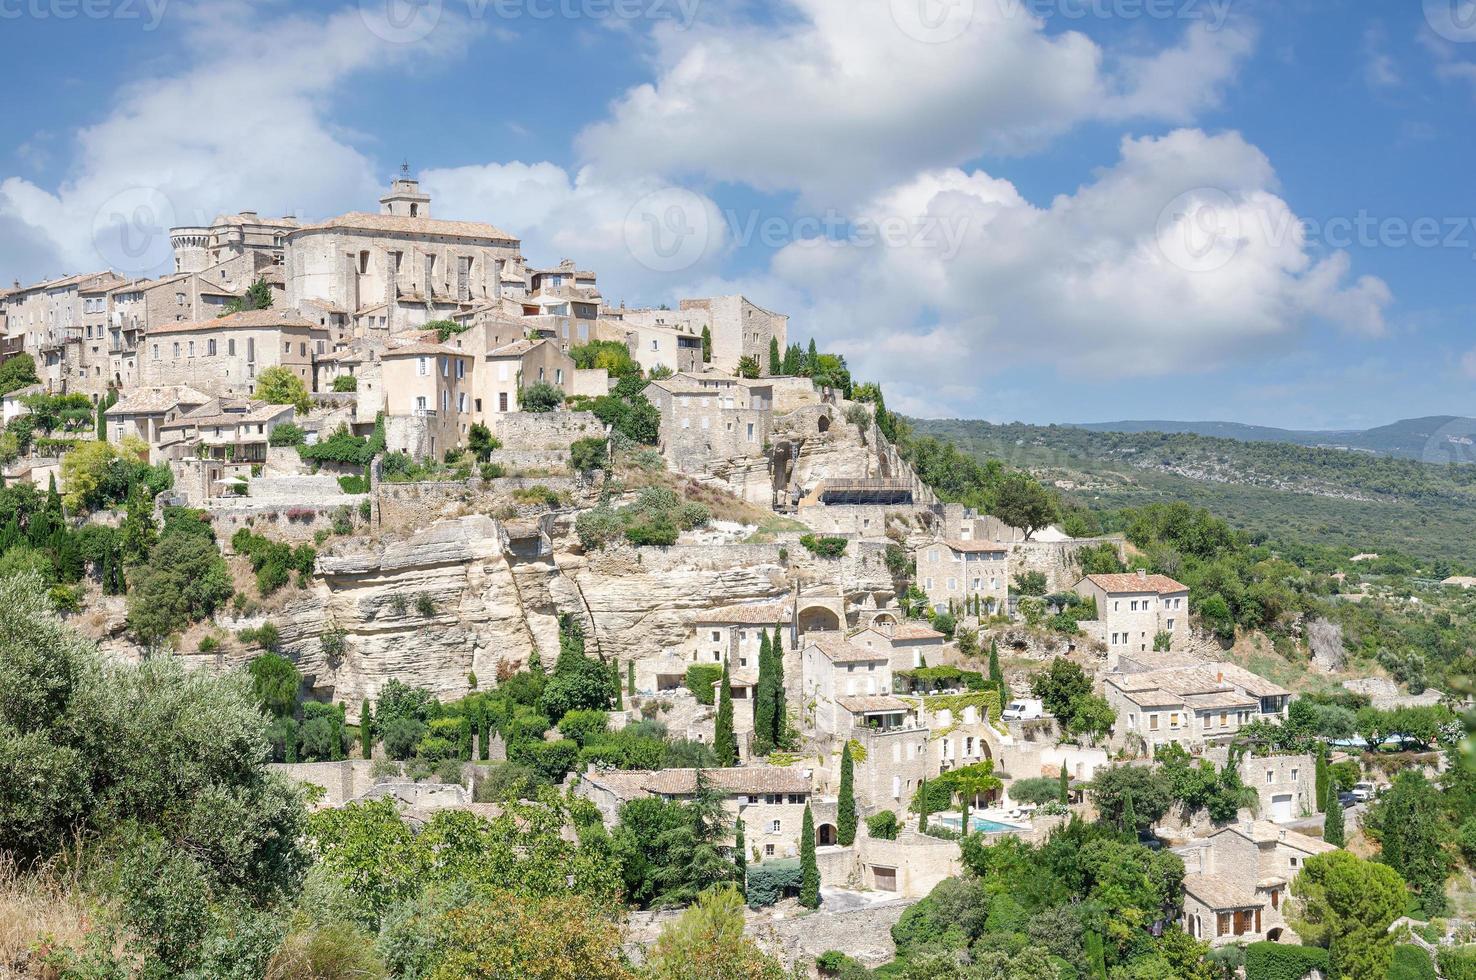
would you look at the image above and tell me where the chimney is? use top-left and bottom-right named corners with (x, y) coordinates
top-left (1137, 569), bottom-right (1147, 580)
top-left (1217, 671), bottom-right (1224, 684)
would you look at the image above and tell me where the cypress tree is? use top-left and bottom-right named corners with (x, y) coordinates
top-left (627, 659), bottom-right (635, 697)
top-left (1085, 930), bottom-right (1107, 980)
top-left (459, 715), bottom-right (473, 761)
top-left (332, 705), bottom-right (346, 761)
top-left (771, 625), bottom-right (786, 747)
top-left (359, 700), bottom-right (373, 758)
top-left (838, 741), bottom-right (858, 846)
top-left (799, 805), bottom-right (820, 908)
top-left (988, 639), bottom-right (1007, 705)
top-left (753, 631), bottom-right (775, 756)
top-left (481, 710), bottom-right (494, 761)
top-left (95, 397), bottom-right (106, 440)
top-left (284, 718), bottom-right (298, 763)
top-left (611, 660), bottom-right (623, 709)
top-left (768, 336), bottom-right (781, 376)
top-left (1059, 767), bottom-right (1070, 804)
top-left (1121, 789), bottom-right (1138, 838)
top-left (734, 816), bottom-right (747, 899)
top-left (1323, 779), bottom-right (1345, 847)
top-left (701, 325), bottom-right (712, 363)
top-left (715, 658), bottom-right (738, 766)
top-left (918, 775), bottom-right (932, 833)
top-left (1314, 741), bottom-right (1329, 814)
top-left (806, 338), bottom-right (818, 376)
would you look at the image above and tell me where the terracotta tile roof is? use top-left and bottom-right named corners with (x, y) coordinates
top-left (837, 695), bottom-right (911, 714)
top-left (587, 767), bottom-right (811, 798)
top-left (941, 539), bottom-right (1010, 554)
top-left (808, 634), bottom-right (889, 664)
top-left (105, 385), bottom-right (212, 415)
top-left (1082, 572), bottom-right (1189, 594)
top-left (1184, 873), bottom-right (1262, 911)
top-left (487, 339), bottom-right (541, 358)
top-left (1222, 821), bottom-right (1337, 854)
top-left (1108, 662), bottom-right (1290, 706)
top-left (885, 623), bottom-right (946, 641)
top-left (295, 211), bottom-right (517, 242)
top-left (147, 309), bottom-right (317, 335)
top-left (380, 341), bottom-right (465, 358)
top-left (692, 601), bottom-right (789, 625)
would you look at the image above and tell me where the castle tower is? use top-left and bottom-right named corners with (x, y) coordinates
top-left (169, 226), bottom-right (212, 274)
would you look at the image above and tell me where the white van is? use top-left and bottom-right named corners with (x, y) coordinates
top-left (1351, 781), bottom-right (1376, 803)
top-left (1001, 698), bottom-right (1045, 721)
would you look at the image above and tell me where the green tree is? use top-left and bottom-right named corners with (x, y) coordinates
top-left (331, 374), bottom-right (358, 392)
top-left (1323, 779), bottom-right (1345, 847)
top-left (518, 381), bottom-right (564, 412)
top-left (569, 435), bottom-right (608, 475)
top-left (1059, 767), bottom-right (1070, 804)
top-left (1091, 764), bottom-right (1174, 832)
top-left (714, 658), bottom-right (738, 767)
top-left (771, 626), bottom-right (786, 746)
top-left (753, 630), bottom-right (776, 756)
top-left (0, 352), bottom-right (39, 396)
top-left (1363, 771), bottom-right (1451, 915)
top-left (1289, 850), bottom-right (1407, 980)
top-left (254, 365), bottom-right (312, 413)
top-left (837, 741), bottom-right (858, 846)
top-left (119, 486), bottom-right (157, 563)
top-left (1030, 657), bottom-right (1091, 719)
top-left (644, 885), bottom-right (789, 980)
top-left (248, 652), bottom-right (301, 719)
top-left (734, 817), bottom-right (747, 900)
top-left (701, 325), bottom-right (712, 363)
top-left (993, 471), bottom-right (1059, 540)
top-left (799, 805), bottom-right (820, 908)
top-left (767, 337), bottom-right (781, 376)
top-left (736, 355), bottom-right (761, 379)
top-left (359, 699), bottom-right (374, 758)
top-left (1314, 740), bottom-right (1329, 814)
top-left (126, 518), bottom-right (234, 645)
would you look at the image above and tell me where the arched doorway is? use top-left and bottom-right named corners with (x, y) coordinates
top-left (1266, 928), bottom-right (1284, 943)
top-left (817, 414), bottom-right (831, 434)
top-left (817, 823), bottom-right (837, 846)
top-left (797, 605), bottom-right (841, 634)
top-left (871, 612), bottom-right (898, 627)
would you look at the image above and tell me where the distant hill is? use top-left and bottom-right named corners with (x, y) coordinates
top-left (1073, 416), bottom-right (1476, 462)
top-left (908, 417), bottom-right (1476, 568)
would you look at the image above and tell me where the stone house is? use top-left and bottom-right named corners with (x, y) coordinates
top-left (573, 766), bottom-right (812, 860)
top-left (677, 296), bottom-right (787, 376)
top-left (598, 313), bottom-right (705, 375)
top-left (170, 210), bottom-right (299, 273)
top-left (379, 341), bottom-right (473, 460)
top-left (689, 601), bottom-right (791, 671)
top-left (479, 338), bottom-right (575, 426)
top-left (645, 372), bottom-right (773, 473)
top-left (1175, 821), bottom-right (1336, 946)
top-left (139, 309), bottom-right (327, 400)
top-left (104, 385), bottom-right (212, 458)
top-left (915, 539), bottom-right (1010, 615)
top-left (1074, 571), bottom-right (1190, 656)
top-left (850, 622), bottom-right (949, 674)
top-left (285, 174), bottom-right (519, 334)
top-left (801, 634), bottom-right (895, 739)
top-left (1104, 654), bottom-right (1292, 753)
top-left (1206, 748), bottom-right (1317, 823)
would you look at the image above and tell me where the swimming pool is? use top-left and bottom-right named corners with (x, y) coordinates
top-left (932, 814), bottom-right (1025, 834)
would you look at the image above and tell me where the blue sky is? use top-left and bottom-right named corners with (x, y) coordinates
top-left (2, 0), bottom-right (1473, 428)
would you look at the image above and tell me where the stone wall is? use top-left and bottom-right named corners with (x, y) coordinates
top-left (1010, 536), bottom-right (1127, 593)
top-left (494, 410), bottom-right (605, 451)
top-left (269, 759), bottom-right (378, 807)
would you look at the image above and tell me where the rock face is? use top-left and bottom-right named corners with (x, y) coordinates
top-left (1307, 618), bottom-right (1346, 673)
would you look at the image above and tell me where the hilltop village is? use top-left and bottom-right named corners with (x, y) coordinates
top-left (1, 174), bottom-right (1469, 979)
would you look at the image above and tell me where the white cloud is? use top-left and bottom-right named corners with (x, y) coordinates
top-left (0, 2), bottom-right (474, 282)
top-left (727, 130), bottom-right (1391, 410)
top-left (1463, 348), bottom-right (1476, 380)
top-left (1362, 24), bottom-right (1400, 90)
top-left (577, 0), bottom-right (1254, 205)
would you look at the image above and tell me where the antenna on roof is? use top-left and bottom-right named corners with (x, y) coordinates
top-left (400, 159), bottom-right (411, 178)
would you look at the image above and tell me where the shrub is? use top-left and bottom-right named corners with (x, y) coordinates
top-left (557, 708), bottom-right (609, 747)
top-left (338, 474), bottom-right (369, 495)
top-left (359, 499), bottom-right (372, 521)
top-left (575, 508), bottom-right (624, 551)
top-left (1243, 941), bottom-right (1329, 980)
top-left (1009, 776), bottom-right (1063, 806)
top-left (569, 436), bottom-right (608, 474)
top-left (298, 425), bottom-right (375, 467)
top-left (413, 593), bottom-right (435, 617)
top-left (267, 422), bottom-right (305, 447)
top-left (331, 375), bottom-right (358, 392)
top-left (239, 622), bottom-right (281, 652)
top-left (1437, 947), bottom-right (1476, 980)
top-left (675, 501), bottom-right (711, 531)
top-left (798, 534), bottom-right (848, 558)
top-left (745, 860), bottom-right (803, 908)
top-left (381, 716), bottom-right (425, 761)
top-left (625, 514), bottom-right (678, 547)
top-left (866, 810), bottom-right (899, 840)
top-left (518, 382), bottom-right (564, 413)
top-left (685, 664), bottom-right (723, 705)
top-left (1389, 945), bottom-right (1437, 980)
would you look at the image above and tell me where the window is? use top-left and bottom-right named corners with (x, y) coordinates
top-left (892, 775), bottom-right (901, 799)
top-left (1266, 771), bottom-right (1274, 785)
top-left (418, 357), bottom-right (429, 377)
top-left (440, 357), bottom-right (448, 377)
top-left (1291, 768), bottom-right (1299, 782)
top-left (456, 359), bottom-right (465, 379)
top-left (207, 339), bottom-right (216, 356)
top-left (284, 342), bottom-right (291, 353)
top-left (1167, 618), bottom-right (1176, 630)
top-left (415, 396), bottom-right (427, 411)
top-left (172, 342), bottom-right (180, 357)
top-left (764, 844), bottom-right (775, 856)
top-left (152, 344), bottom-right (159, 361)
top-left (498, 392), bottom-right (508, 411)
top-left (187, 341), bottom-right (195, 357)
top-left (769, 819), bottom-right (780, 833)
top-left (457, 393), bottom-right (466, 413)
top-left (1149, 714), bottom-right (1160, 731)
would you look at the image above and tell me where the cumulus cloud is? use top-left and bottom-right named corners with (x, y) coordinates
top-left (578, 0), bottom-right (1254, 205)
top-left (0, 1), bottom-right (474, 282)
top-left (732, 130), bottom-right (1391, 409)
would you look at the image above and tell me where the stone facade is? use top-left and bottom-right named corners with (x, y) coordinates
top-left (678, 296), bottom-right (787, 376)
top-left (1175, 821), bottom-right (1335, 946)
top-left (915, 538), bottom-right (1010, 614)
top-left (139, 309), bottom-right (327, 400)
top-left (1075, 570), bottom-right (1191, 656)
top-left (379, 341), bottom-right (473, 459)
top-left (1105, 653), bottom-right (1293, 753)
top-left (646, 372), bottom-right (773, 473)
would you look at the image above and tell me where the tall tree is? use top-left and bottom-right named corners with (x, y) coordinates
top-left (752, 631), bottom-right (775, 756)
top-left (700, 325), bottom-right (712, 364)
top-left (1323, 779), bottom-right (1345, 847)
top-left (714, 659), bottom-right (738, 767)
top-left (1289, 850), bottom-right (1406, 980)
top-left (799, 805), bottom-right (820, 909)
top-left (770, 626), bottom-right (786, 747)
top-left (358, 700), bottom-right (373, 758)
top-left (1363, 771), bottom-right (1451, 915)
top-left (837, 741), bottom-right (858, 846)
top-left (805, 338), bottom-right (818, 377)
top-left (988, 639), bottom-right (1008, 704)
top-left (611, 660), bottom-right (623, 710)
top-left (627, 659), bottom-right (636, 698)
top-left (767, 337), bottom-right (781, 376)
top-left (1314, 741), bottom-right (1329, 814)
top-left (734, 817), bottom-right (747, 900)
top-left (1120, 789), bottom-right (1138, 838)
top-left (993, 471), bottom-right (1059, 541)
top-left (1058, 767), bottom-right (1070, 804)
top-left (918, 775), bottom-right (931, 833)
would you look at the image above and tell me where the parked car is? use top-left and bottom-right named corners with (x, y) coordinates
top-left (1338, 791), bottom-right (1357, 808)
top-left (1001, 698), bottom-right (1045, 721)
top-left (1351, 781), bottom-right (1376, 803)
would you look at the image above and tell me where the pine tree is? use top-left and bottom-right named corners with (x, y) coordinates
top-left (1059, 767), bottom-right (1070, 804)
top-left (799, 805), bottom-right (820, 908)
top-left (771, 625), bottom-right (786, 747)
top-left (359, 700), bottom-right (373, 758)
top-left (838, 741), bottom-right (858, 846)
top-left (1314, 741), bottom-right (1329, 814)
top-left (768, 337), bottom-right (781, 376)
top-left (701, 325), bottom-right (712, 363)
top-left (1121, 789), bottom-right (1138, 838)
top-left (753, 631), bottom-right (775, 756)
top-left (715, 658), bottom-right (738, 766)
top-left (1323, 779), bottom-right (1345, 847)
top-left (734, 816), bottom-right (747, 899)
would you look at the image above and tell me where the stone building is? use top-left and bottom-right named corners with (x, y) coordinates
top-left (600, 311), bottom-right (705, 375)
top-left (573, 766), bottom-right (812, 860)
top-left (379, 341), bottom-right (473, 460)
top-left (103, 385), bottom-right (212, 457)
top-left (850, 622), bottom-right (949, 674)
top-left (1175, 821), bottom-right (1335, 946)
top-left (1104, 653), bottom-right (1292, 753)
top-left (1075, 570), bottom-right (1190, 656)
top-left (645, 372), bottom-right (773, 473)
top-left (140, 309), bottom-right (327, 400)
top-left (677, 295), bottom-right (787, 376)
top-left (801, 634), bottom-right (895, 739)
top-left (285, 174), bottom-right (520, 334)
top-left (480, 338), bottom-right (574, 425)
top-left (688, 601), bottom-right (792, 671)
top-left (1207, 748), bottom-right (1318, 823)
top-left (170, 211), bottom-right (299, 273)
top-left (915, 539), bottom-right (1010, 615)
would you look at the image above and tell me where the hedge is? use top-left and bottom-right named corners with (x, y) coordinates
top-left (746, 859), bottom-right (802, 907)
top-left (1439, 946), bottom-right (1476, 980)
top-left (1389, 945), bottom-right (1436, 980)
top-left (1244, 942), bottom-right (1329, 980)
top-left (685, 663), bottom-right (723, 706)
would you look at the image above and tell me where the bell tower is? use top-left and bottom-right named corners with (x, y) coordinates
top-left (379, 160), bottom-right (431, 218)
